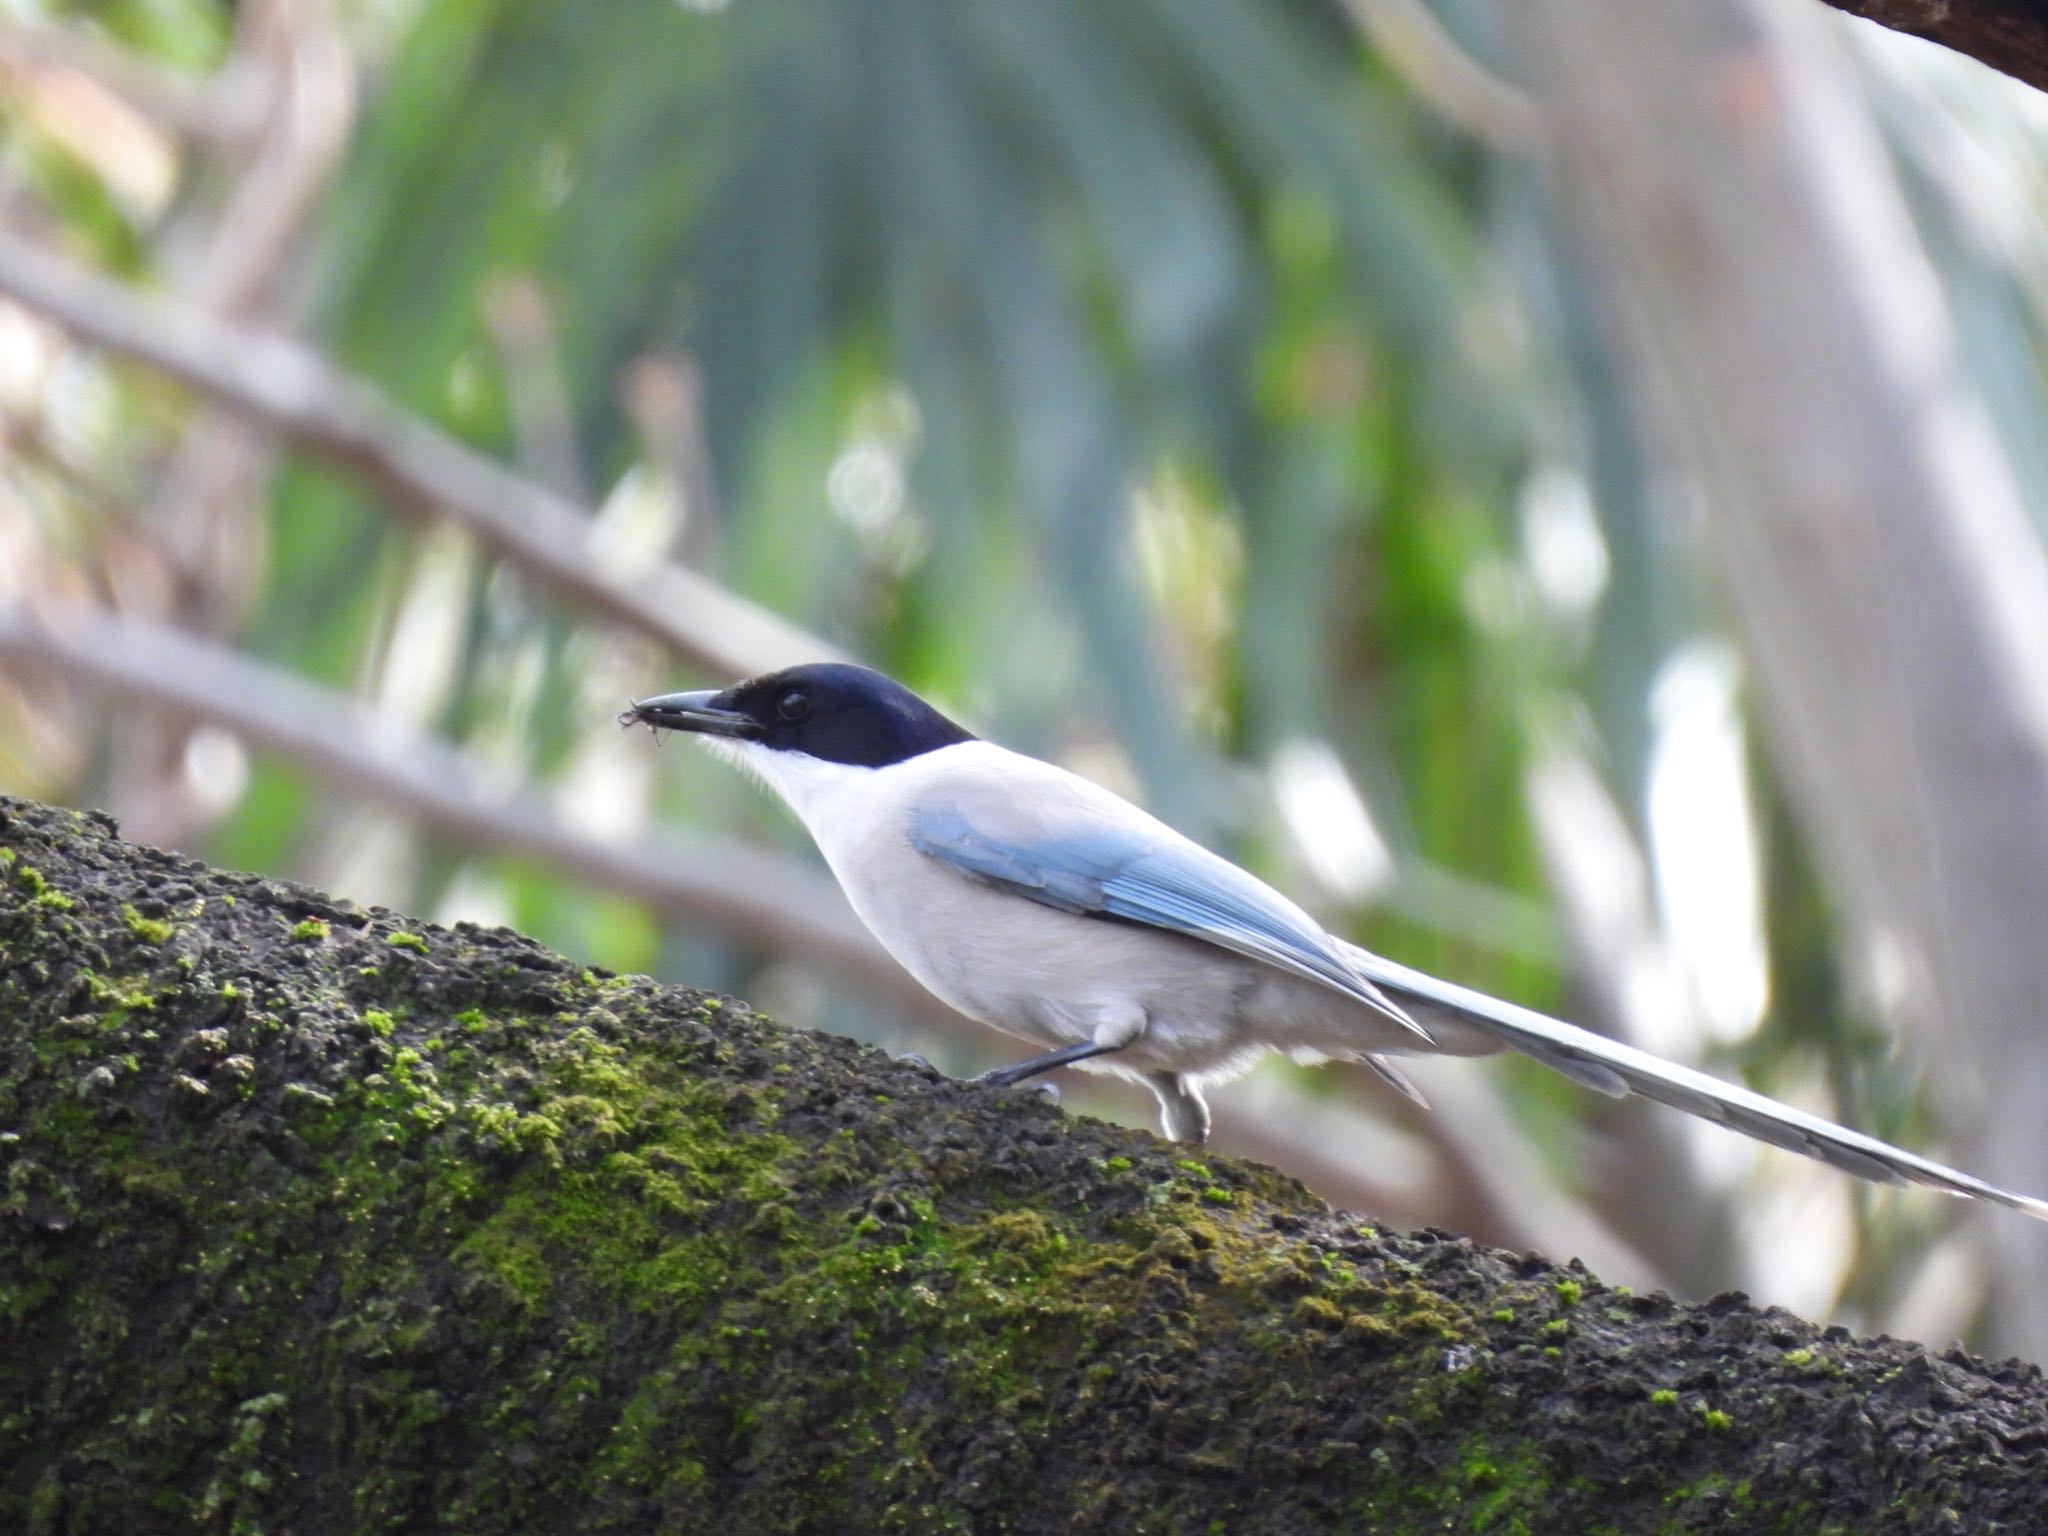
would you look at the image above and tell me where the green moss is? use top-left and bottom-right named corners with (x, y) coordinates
top-left (1554, 1278), bottom-right (1583, 1307)
top-left (387, 931), bottom-right (429, 954)
top-left (289, 918), bottom-right (329, 943)
top-left (11, 861), bottom-right (76, 912)
top-left (1363, 1437), bottom-right (1557, 1533)
top-left (84, 970), bottom-right (161, 1017)
top-left (1651, 1389), bottom-right (1679, 1407)
top-left (1778, 1346), bottom-right (1842, 1379)
top-left (197, 1391), bottom-right (291, 1526)
top-left (121, 906), bottom-right (174, 944)
top-left (364, 1009), bottom-right (396, 1038)
top-left (1491, 1308), bottom-right (1515, 1324)
top-left (1656, 1474), bottom-right (1774, 1532)
top-left (1295, 1295), bottom-right (1345, 1330)
top-left (1700, 1407), bottom-right (1734, 1432)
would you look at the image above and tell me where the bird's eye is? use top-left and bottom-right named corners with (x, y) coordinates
top-left (777, 689), bottom-right (810, 722)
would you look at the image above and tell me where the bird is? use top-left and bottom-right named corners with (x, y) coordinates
top-left (622, 661), bottom-right (2048, 1223)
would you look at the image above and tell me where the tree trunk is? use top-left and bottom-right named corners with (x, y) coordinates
top-left (3, 794), bottom-right (2045, 1534)
top-left (1519, 0), bottom-right (2048, 1359)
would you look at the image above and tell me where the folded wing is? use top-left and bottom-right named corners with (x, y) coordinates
top-left (910, 800), bottom-right (1429, 1041)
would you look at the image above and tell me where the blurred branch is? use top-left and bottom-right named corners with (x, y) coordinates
top-left (1341, 0), bottom-right (1543, 151)
top-left (0, 230), bottom-right (831, 680)
top-left (1821, 0), bottom-right (2048, 93)
top-left (0, 18), bottom-right (227, 142)
top-left (0, 601), bottom-right (910, 1013)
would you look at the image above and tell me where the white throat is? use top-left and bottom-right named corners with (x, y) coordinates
top-left (700, 737), bottom-right (878, 838)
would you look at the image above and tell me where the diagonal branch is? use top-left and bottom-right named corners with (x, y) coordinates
top-left (0, 230), bottom-right (831, 682)
top-left (9, 790), bottom-right (2042, 1532)
top-left (0, 18), bottom-right (224, 141)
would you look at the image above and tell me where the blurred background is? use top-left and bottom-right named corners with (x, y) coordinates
top-left (5, 0), bottom-right (2048, 1355)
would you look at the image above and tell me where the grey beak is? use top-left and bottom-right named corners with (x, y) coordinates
top-left (619, 689), bottom-right (760, 739)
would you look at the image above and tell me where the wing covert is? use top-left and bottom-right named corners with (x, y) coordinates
top-left (909, 802), bottom-right (1425, 1037)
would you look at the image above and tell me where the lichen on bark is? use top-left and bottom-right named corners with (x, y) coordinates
top-left (2, 794), bottom-right (2045, 1534)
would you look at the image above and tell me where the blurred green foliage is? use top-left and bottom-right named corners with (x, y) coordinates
top-left (300, 0), bottom-right (1563, 957)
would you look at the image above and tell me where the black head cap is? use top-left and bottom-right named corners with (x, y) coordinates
top-left (629, 663), bottom-right (975, 767)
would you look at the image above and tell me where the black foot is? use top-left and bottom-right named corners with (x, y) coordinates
top-left (974, 1061), bottom-right (1040, 1089)
top-left (963, 1070), bottom-right (1062, 1110)
top-left (976, 1039), bottom-right (1124, 1088)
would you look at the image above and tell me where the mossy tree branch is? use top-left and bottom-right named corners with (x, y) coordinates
top-left (3, 793), bottom-right (2046, 1533)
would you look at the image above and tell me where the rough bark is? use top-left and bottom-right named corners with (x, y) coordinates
top-left (2, 794), bottom-right (2046, 1535)
top-left (1822, 0), bottom-right (2048, 93)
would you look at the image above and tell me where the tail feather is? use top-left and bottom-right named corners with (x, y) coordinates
top-left (1341, 942), bottom-right (2048, 1224)
top-left (1360, 1053), bottom-right (1431, 1108)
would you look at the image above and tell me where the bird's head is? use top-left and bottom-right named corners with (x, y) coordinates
top-left (621, 662), bottom-right (974, 768)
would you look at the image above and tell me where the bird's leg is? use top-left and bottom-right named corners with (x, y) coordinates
top-left (1144, 1071), bottom-right (1211, 1145)
top-left (976, 1039), bottom-right (1125, 1087)
top-left (977, 1008), bottom-right (1145, 1089)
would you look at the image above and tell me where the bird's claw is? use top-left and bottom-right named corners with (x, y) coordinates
top-left (894, 1053), bottom-right (1054, 1109)
top-left (966, 1066), bottom-right (1062, 1109)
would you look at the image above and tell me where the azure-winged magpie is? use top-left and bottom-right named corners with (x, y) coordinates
top-left (624, 662), bottom-right (2048, 1221)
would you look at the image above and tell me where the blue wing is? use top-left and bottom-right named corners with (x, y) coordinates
top-left (909, 803), bottom-right (1426, 1038)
